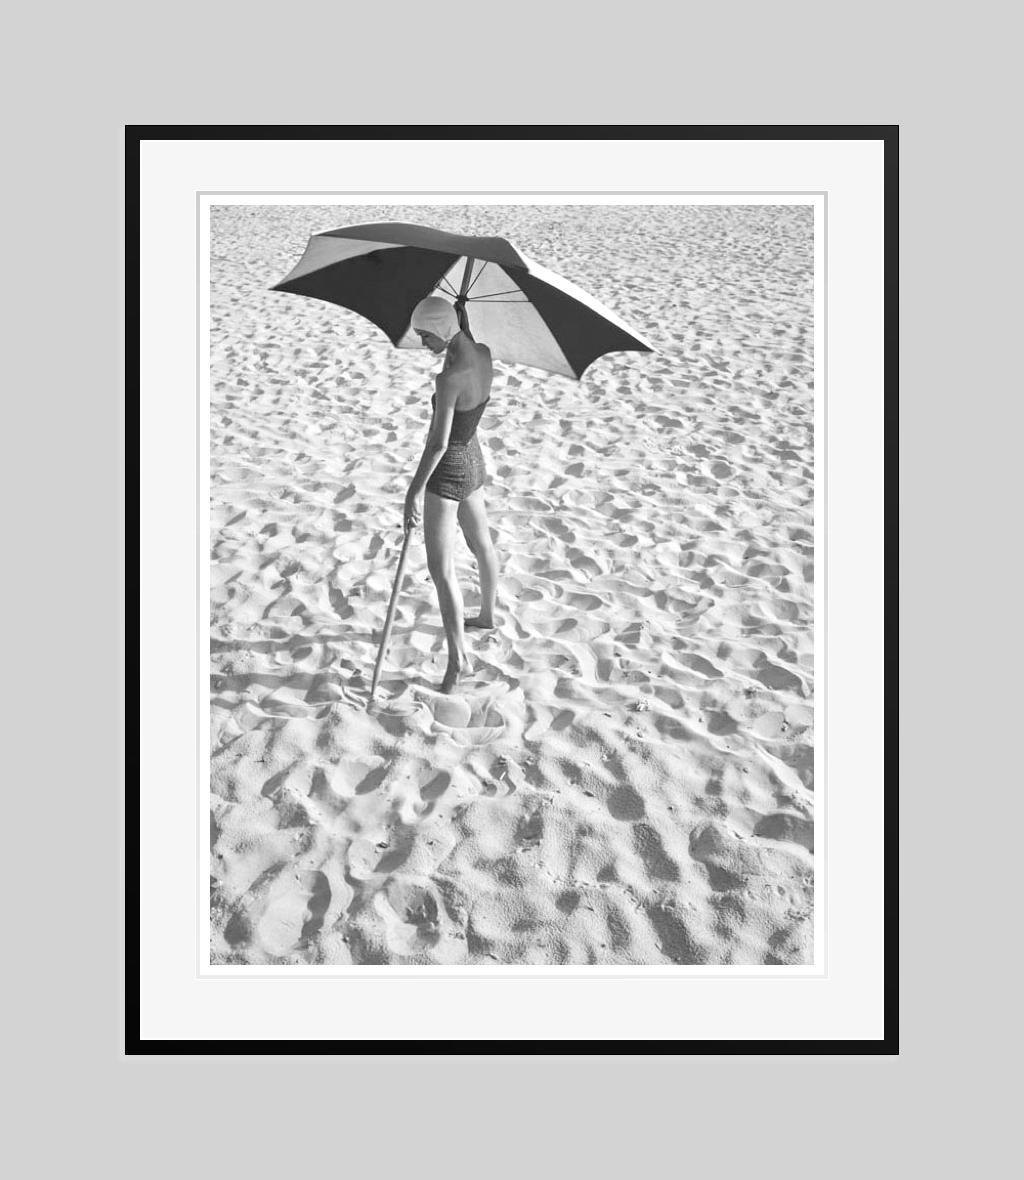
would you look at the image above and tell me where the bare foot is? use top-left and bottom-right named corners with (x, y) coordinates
top-left (440, 653), bottom-right (471, 695)
top-left (465, 614), bottom-right (495, 630)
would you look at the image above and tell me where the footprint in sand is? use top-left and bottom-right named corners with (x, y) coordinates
top-left (433, 697), bottom-right (472, 727)
top-left (566, 592), bottom-right (605, 612)
top-left (419, 771), bottom-right (451, 802)
top-left (754, 812), bottom-right (814, 852)
top-left (566, 548), bottom-right (604, 578)
top-left (537, 517), bottom-right (576, 544)
top-left (428, 695), bottom-right (507, 745)
top-left (671, 652), bottom-right (723, 678)
top-left (224, 865), bottom-right (333, 958)
top-left (607, 786), bottom-right (646, 822)
top-left (706, 710), bottom-right (739, 737)
top-left (516, 808), bottom-right (544, 850)
top-left (632, 823), bottom-right (681, 882)
top-left (352, 764), bottom-right (390, 795)
top-left (754, 660), bottom-right (805, 694)
top-left (523, 705), bottom-right (574, 741)
top-left (646, 902), bottom-right (708, 965)
top-left (376, 879), bottom-right (444, 955)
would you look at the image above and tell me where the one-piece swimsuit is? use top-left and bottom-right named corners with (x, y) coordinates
top-left (425, 394), bottom-right (490, 502)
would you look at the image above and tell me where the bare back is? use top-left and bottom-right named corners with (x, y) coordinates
top-left (437, 339), bottom-right (493, 410)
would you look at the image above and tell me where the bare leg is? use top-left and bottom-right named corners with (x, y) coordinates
top-left (457, 489), bottom-right (499, 628)
top-left (424, 492), bottom-right (469, 692)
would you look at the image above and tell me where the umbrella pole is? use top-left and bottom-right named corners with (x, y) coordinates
top-left (459, 257), bottom-right (475, 298)
top-left (368, 524), bottom-right (413, 702)
top-left (455, 258), bottom-right (475, 337)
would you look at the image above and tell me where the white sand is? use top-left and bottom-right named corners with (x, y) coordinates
top-left (209, 204), bottom-right (815, 966)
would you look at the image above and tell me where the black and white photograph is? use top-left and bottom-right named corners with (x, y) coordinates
top-left (204, 198), bottom-right (819, 969)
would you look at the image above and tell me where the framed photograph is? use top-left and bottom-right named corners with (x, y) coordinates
top-left (133, 126), bottom-right (894, 1052)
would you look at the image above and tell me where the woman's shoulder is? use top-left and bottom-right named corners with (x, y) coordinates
top-left (440, 343), bottom-right (491, 379)
top-left (472, 341), bottom-right (493, 373)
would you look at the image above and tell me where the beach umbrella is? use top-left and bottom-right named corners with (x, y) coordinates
top-left (271, 222), bottom-right (655, 379)
top-left (271, 222), bottom-right (655, 700)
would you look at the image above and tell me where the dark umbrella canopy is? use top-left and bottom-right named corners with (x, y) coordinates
top-left (271, 222), bottom-right (655, 380)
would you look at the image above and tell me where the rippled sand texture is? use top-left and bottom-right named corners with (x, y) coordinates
top-left (209, 204), bottom-right (815, 966)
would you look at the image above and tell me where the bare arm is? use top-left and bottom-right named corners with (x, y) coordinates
top-left (407, 436), bottom-right (445, 500)
top-left (404, 379), bottom-right (458, 527)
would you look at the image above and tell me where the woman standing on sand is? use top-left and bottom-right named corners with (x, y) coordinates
top-left (403, 296), bottom-right (500, 694)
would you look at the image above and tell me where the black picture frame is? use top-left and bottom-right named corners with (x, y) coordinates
top-left (129, 124), bottom-right (896, 1056)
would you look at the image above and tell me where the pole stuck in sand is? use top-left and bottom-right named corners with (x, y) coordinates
top-left (369, 524), bottom-right (413, 702)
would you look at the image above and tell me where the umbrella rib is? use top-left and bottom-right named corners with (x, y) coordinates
top-left (465, 260), bottom-right (490, 295)
top-left (468, 288), bottom-right (526, 300)
top-left (435, 276), bottom-right (460, 297)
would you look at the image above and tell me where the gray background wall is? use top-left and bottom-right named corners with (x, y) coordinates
top-left (7, 0), bottom-right (1007, 1174)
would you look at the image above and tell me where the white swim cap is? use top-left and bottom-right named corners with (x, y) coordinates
top-left (410, 295), bottom-right (459, 343)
